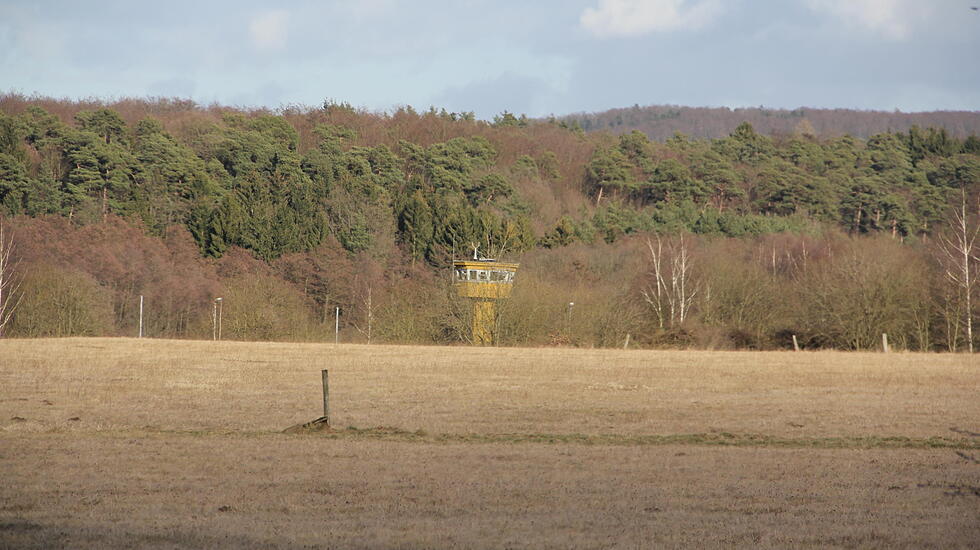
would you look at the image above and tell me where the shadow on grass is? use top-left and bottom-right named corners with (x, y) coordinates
top-left (0, 520), bottom-right (277, 550)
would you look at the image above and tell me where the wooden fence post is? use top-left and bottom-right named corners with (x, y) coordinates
top-left (792, 334), bottom-right (800, 352)
top-left (882, 333), bottom-right (890, 353)
top-left (321, 369), bottom-right (330, 425)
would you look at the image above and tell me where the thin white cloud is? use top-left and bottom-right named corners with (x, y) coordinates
top-left (805, 0), bottom-right (930, 40)
top-left (580, 0), bottom-right (723, 37)
top-left (249, 10), bottom-right (289, 51)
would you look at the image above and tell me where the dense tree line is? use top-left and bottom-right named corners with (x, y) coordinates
top-left (563, 104), bottom-right (980, 141)
top-left (575, 124), bottom-right (979, 243)
top-left (0, 95), bottom-right (977, 351)
top-left (0, 101), bottom-right (545, 264)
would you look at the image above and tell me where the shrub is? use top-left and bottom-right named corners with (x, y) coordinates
top-left (10, 264), bottom-right (114, 336)
top-left (221, 274), bottom-right (314, 341)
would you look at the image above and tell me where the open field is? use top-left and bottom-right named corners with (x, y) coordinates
top-left (1, 338), bottom-right (978, 548)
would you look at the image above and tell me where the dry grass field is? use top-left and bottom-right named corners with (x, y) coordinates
top-left (0, 338), bottom-right (978, 548)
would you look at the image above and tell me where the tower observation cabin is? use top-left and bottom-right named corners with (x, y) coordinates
top-left (453, 253), bottom-right (519, 345)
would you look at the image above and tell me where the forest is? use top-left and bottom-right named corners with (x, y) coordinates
top-left (0, 94), bottom-right (977, 351)
top-left (563, 104), bottom-right (980, 141)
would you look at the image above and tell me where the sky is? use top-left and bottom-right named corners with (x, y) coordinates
top-left (1, 0), bottom-right (979, 120)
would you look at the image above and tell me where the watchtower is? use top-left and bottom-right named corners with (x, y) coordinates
top-left (453, 253), bottom-right (519, 345)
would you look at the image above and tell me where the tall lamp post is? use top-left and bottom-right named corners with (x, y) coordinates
top-left (213, 297), bottom-right (223, 341)
top-left (566, 301), bottom-right (575, 336)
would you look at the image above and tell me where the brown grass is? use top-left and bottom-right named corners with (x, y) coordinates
top-left (1, 338), bottom-right (978, 548)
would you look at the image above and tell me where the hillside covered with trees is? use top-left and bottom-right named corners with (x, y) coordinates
top-left (0, 94), bottom-right (978, 351)
top-left (562, 104), bottom-right (980, 141)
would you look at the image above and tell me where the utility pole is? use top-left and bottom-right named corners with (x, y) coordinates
top-left (566, 302), bottom-right (575, 336)
top-left (216, 297), bottom-right (223, 341)
top-left (212, 298), bottom-right (223, 341)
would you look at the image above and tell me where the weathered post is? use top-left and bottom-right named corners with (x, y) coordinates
top-left (792, 334), bottom-right (800, 352)
top-left (321, 369), bottom-right (330, 425)
top-left (882, 333), bottom-right (890, 353)
top-left (282, 369), bottom-right (332, 433)
top-left (320, 369), bottom-right (330, 426)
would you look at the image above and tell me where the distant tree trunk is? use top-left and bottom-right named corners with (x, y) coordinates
top-left (366, 286), bottom-right (373, 344)
top-left (352, 280), bottom-right (376, 344)
top-left (643, 237), bottom-right (667, 329)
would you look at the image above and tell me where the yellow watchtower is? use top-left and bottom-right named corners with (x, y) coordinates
top-left (453, 255), bottom-right (519, 345)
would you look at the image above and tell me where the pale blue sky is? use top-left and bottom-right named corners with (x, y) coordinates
top-left (2, 0), bottom-right (978, 120)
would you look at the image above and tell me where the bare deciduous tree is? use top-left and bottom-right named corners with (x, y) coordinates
top-left (351, 273), bottom-right (381, 344)
top-left (0, 220), bottom-right (23, 337)
top-left (353, 283), bottom-right (374, 344)
top-left (937, 191), bottom-right (980, 353)
top-left (642, 234), bottom-right (699, 329)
